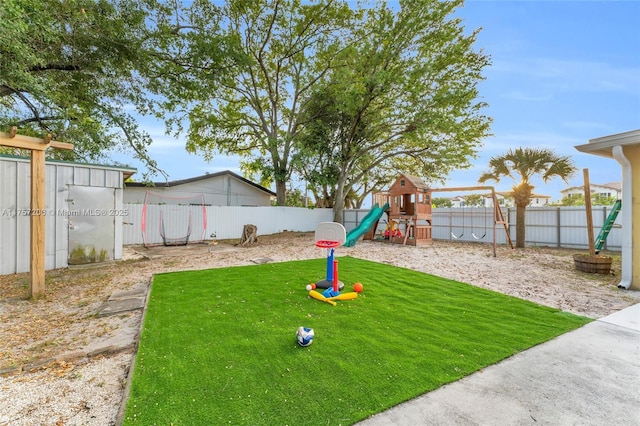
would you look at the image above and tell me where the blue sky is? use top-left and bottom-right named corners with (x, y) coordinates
top-left (112, 0), bottom-right (640, 203)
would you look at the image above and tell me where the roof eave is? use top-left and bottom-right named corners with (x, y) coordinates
top-left (575, 129), bottom-right (640, 159)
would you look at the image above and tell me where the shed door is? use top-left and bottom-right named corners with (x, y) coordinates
top-left (67, 186), bottom-right (115, 265)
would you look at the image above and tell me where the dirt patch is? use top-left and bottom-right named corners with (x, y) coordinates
top-left (1, 231), bottom-right (638, 425)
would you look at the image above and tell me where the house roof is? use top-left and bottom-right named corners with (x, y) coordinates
top-left (125, 170), bottom-right (276, 196)
top-left (491, 191), bottom-right (549, 199)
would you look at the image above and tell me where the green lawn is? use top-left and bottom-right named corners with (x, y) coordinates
top-left (123, 257), bottom-right (590, 425)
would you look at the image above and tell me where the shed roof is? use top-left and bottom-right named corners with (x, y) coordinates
top-left (0, 153), bottom-right (136, 179)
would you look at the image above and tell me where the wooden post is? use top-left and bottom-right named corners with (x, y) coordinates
top-left (30, 149), bottom-right (46, 297)
top-left (0, 128), bottom-right (73, 298)
top-left (583, 168), bottom-right (596, 256)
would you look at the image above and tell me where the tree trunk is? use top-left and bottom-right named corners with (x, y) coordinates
top-left (515, 204), bottom-right (526, 248)
top-left (333, 173), bottom-right (348, 224)
top-left (333, 196), bottom-right (345, 224)
top-left (512, 182), bottom-right (533, 249)
top-left (239, 224), bottom-right (258, 246)
top-left (275, 180), bottom-right (286, 206)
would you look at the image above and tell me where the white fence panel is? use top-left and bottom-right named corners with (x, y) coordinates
top-left (503, 206), bottom-right (622, 250)
top-left (122, 204), bottom-right (333, 245)
top-left (122, 204), bottom-right (143, 245)
top-left (346, 205), bottom-right (623, 251)
top-left (432, 208), bottom-right (509, 245)
top-left (123, 204), bottom-right (622, 251)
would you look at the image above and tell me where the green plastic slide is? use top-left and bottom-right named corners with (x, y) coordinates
top-left (343, 202), bottom-right (390, 247)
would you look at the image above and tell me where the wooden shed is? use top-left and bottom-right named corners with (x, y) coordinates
top-left (386, 174), bottom-right (433, 245)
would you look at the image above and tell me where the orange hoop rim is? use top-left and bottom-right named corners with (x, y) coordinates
top-left (315, 240), bottom-right (340, 249)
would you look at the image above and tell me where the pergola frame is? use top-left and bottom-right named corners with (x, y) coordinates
top-left (0, 127), bottom-right (74, 298)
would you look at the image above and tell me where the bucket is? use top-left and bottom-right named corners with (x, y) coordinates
top-left (573, 254), bottom-right (613, 275)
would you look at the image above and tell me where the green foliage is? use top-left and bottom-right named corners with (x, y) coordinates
top-left (0, 0), bottom-right (165, 178)
top-left (478, 147), bottom-right (577, 247)
top-left (152, 0), bottom-right (489, 209)
top-left (463, 194), bottom-right (484, 207)
top-left (295, 0), bottom-right (491, 221)
top-left (592, 194), bottom-right (617, 206)
top-left (151, 0), bottom-right (354, 205)
top-left (559, 194), bottom-right (585, 206)
top-left (557, 193), bottom-right (617, 206)
top-left (479, 147), bottom-right (577, 189)
top-left (124, 257), bottom-right (590, 425)
top-left (432, 197), bottom-right (453, 208)
top-left (271, 187), bottom-right (310, 207)
top-left (68, 244), bottom-right (109, 264)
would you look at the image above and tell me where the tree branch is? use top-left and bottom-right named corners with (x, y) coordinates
top-left (30, 64), bottom-right (81, 72)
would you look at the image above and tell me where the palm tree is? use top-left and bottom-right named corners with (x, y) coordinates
top-left (478, 147), bottom-right (577, 248)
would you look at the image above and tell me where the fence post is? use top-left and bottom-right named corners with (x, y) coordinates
top-left (602, 205), bottom-right (608, 251)
top-left (556, 207), bottom-right (561, 248)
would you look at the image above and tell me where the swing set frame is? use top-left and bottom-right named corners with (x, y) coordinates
top-left (430, 186), bottom-right (514, 257)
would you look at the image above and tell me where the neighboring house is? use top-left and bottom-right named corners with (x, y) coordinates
top-left (493, 192), bottom-right (513, 207)
top-left (560, 182), bottom-right (622, 200)
top-left (449, 196), bottom-right (465, 208)
top-left (528, 193), bottom-right (552, 207)
top-left (124, 170), bottom-right (276, 206)
top-left (481, 191), bottom-right (550, 208)
top-left (0, 154), bottom-right (136, 274)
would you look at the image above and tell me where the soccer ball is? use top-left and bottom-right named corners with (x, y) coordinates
top-left (296, 326), bottom-right (314, 347)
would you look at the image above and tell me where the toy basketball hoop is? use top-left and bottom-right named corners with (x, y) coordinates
top-left (315, 240), bottom-right (341, 249)
top-left (315, 222), bottom-right (346, 246)
top-left (314, 222), bottom-right (346, 293)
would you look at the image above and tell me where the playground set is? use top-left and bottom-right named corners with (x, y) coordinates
top-left (307, 222), bottom-right (362, 306)
top-left (347, 174), bottom-right (515, 256)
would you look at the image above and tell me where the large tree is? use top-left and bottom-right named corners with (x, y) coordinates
top-left (294, 0), bottom-right (491, 222)
top-left (478, 147), bottom-right (577, 248)
top-left (154, 0), bottom-right (354, 205)
top-left (0, 0), bottom-right (169, 178)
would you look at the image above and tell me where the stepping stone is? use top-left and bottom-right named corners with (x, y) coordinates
top-left (98, 297), bottom-right (145, 317)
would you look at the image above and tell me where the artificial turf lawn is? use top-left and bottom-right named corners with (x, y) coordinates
top-left (123, 256), bottom-right (591, 425)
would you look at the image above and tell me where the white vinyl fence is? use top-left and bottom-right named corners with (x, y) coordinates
top-left (126, 204), bottom-right (623, 251)
top-left (123, 204), bottom-right (333, 245)
top-left (343, 205), bottom-right (623, 251)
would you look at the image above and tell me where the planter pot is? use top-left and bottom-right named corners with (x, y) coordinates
top-left (573, 254), bottom-right (613, 275)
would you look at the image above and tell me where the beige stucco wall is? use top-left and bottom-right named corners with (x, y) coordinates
top-left (624, 144), bottom-right (640, 289)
